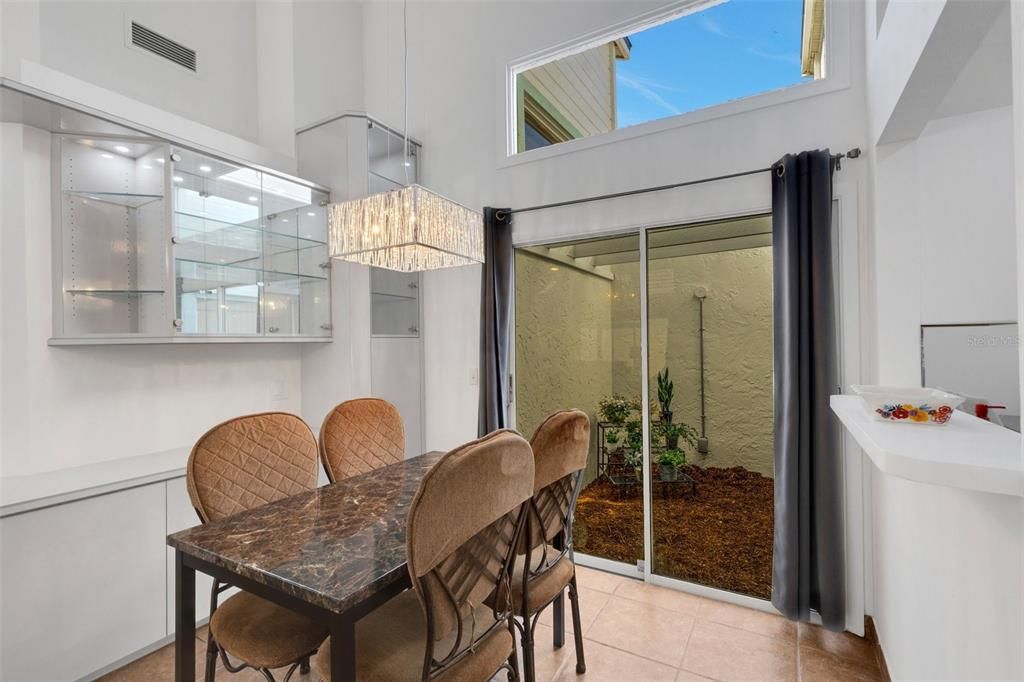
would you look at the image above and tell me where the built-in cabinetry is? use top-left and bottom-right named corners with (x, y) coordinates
top-left (0, 459), bottom-right (238, 681)
top-left (51, 132), bottom-right (331, 344)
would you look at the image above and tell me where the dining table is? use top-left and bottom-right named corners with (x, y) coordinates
top-left (166, 450), bottom-right (445, 682)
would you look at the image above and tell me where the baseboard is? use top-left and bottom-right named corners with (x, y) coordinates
top-left (864, 616), bottom-right (892, 682)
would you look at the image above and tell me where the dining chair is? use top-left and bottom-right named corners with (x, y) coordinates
top-left (513, 409), bottom-right (591, 682)
top-left (187, 412), bottom-right (328, 682)
top-left (313, 429), bottom-right (535, 682)
top-left (318, 398), bottom-right (405, 482)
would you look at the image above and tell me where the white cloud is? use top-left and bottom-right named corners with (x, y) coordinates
top-left (699, 15), bottom-right (730, 38)
top-left (616, 72), bottom-right (682, 116)
top-left (746, 46), bottom-right (800, 65)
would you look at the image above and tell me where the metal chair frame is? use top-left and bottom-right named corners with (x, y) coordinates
top-left (514, 471), bottom-right (587, 682)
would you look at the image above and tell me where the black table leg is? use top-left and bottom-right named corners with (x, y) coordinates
top-left (330, 614), bottom-right (357, 681)
top-left (175, 550), bottom-right (196, 682)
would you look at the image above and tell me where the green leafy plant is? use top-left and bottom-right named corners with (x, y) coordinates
top-left (656, 368), bottom-right (674, 419)
top-left (654, 420), bottom-right (698, 450)
top-left (623, 448), bottom-right (643, 469)
top-left (658, 448), bottom-right (686, 469)
top-left (599, 395), bottom-right (640, 425)
top-left (624, 418), bottom-right (644, 454)
top-left (605, 427), bottom-right (622, 449)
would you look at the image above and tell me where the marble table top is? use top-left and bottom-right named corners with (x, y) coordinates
top-left (167, 451), bottom-right (444, 614)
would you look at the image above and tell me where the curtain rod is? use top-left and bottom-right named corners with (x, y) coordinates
top-left (498, 147), bottom-right (861, 219)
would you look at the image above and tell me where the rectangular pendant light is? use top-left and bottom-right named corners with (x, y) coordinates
top-left (328, 184), bottom-right (484, 272)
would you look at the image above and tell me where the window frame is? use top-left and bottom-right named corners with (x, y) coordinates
top-left (501, 0), bottom-right (851, 165)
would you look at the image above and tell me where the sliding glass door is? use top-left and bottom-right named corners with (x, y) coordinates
top-left (514, 234), bottom-right (643, 568)
top-left (514, 216), bottom-right (775, 599)
top-left (645, 217), bottom-right (774, 599)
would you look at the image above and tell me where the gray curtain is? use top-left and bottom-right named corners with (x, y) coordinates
top-left (478, 207), bottom-right (513, 437)
top-left (771, 150), bottom-right (845, 631)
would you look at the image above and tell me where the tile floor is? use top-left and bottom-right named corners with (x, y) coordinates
top-left (102, 565), bottom-right (883, 682)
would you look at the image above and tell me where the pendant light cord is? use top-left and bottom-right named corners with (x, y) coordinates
top-left (403, 0), bottom-right (410, 186)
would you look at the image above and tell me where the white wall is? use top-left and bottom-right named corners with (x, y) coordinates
top-left (1, 0), bottom-right (298, 158)
top-left (292, 1), bottom-right (365, 130)
top-left (873, 106), bottom-right (1018, 386)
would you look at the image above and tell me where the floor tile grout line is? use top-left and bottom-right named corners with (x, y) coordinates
top-left (673, 611), bottom-right (698, 670)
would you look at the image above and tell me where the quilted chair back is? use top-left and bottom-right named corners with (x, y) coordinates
top-left (525, 409), bottom-right (590, 554)
top-left (406, 429), bottom-right (533, 670)
top-left (319, 398), bottom-right (405, 483)
top-left (187, 412), bottom-right (319, 523)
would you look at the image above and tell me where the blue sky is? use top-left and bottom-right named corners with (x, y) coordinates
top-left (616, 0), bottom-right (809, 128)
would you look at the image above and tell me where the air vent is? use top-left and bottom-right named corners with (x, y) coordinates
top-left (130, 22), bottom-right (196, 72)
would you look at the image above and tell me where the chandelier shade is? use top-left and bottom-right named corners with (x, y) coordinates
top-left (328, 184), bottom-right (484, 272)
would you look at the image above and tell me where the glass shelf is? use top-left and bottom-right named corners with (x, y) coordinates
top-left (63, 190), bottom-right (164, 209)
top-left (174, 210), bottom-right (326, 258)
top-left (65, 289), bottom-right (166, 296)
top-left (371, 291), bottom-right (417, 302)
top-left (175, 257), bottom-right (327, 287)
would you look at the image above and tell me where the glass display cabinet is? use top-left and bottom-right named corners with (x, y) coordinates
top-left (51, 134), bottom-right (331, 343)
top-left (171, 149), bottom-right (330, 338)
top-left (54, 134), bottom-right (171, 338)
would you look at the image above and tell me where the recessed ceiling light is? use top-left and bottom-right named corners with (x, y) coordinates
top-left (173, 175), bottom-right (184, 183)
top-left (404, 161), bottom-right (411, 167)
top-left (79, 139), bottom-right (95, 146)
top-left (549, 266), bottom-right (560, 272)
top-left (248, 196), bottom-right (258, 202)
top-left (156, 158), bottom-right (165, 164)
top-left (281, 218), bottom-right (289, 223)
top-left (115, 145), bottom-right (131, 154)
top-left (101, 153), bottom-right (114, 159)
top-left (307, 212), bottom-right (315, 217)
top-left (142, 165), bottom-right (152, 170)
top-left (199, 165), bottom-right (212, 173)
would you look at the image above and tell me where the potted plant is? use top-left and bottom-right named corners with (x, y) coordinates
top-left (658, 448), bottom-right (685, 482)
top-left (605, 427), bottom-right (622, 452)
top-left (599, 395), bottom-right (639, 426)
top-left (656, 368), bottom-right (674, 423)
top-left (625, 419), bottom-right (644, 455)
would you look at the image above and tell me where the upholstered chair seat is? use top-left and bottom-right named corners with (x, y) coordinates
top-left (507, 549), bottom-right (575, 614)
top-left (210, 592), bottom-right (328, 670)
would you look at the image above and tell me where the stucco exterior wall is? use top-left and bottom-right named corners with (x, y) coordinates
top-left (514, 250), bottom-right (613, 484)
top-left (610, 247), bottom-right (774, 476)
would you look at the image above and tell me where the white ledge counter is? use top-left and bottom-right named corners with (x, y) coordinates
top-left (830, 394), bottom-right (1023, 497)
top-left (0, 446), bottom-right (191, 517)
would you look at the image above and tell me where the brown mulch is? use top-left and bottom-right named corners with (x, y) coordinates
top-left (572, 466), bottom-right (774, 600)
